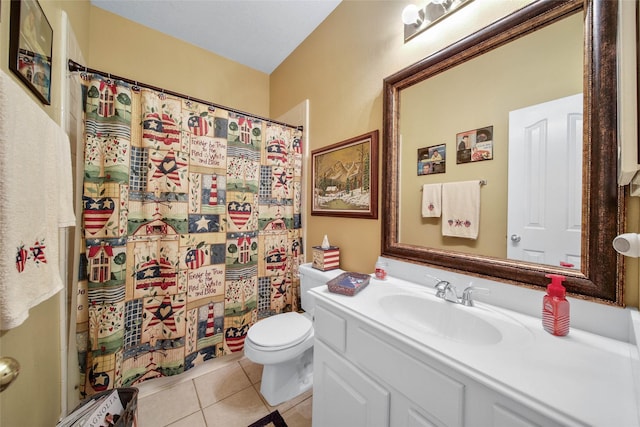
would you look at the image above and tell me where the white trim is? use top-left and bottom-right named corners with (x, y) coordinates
top-left (276, 99), bottom-right (310, 263)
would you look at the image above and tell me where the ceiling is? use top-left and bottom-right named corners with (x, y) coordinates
top-left (90, 0), bottom-right (342, 74)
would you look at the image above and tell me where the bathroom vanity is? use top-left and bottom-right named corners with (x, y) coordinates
top-left (310, 265), bottom-right (640, 427)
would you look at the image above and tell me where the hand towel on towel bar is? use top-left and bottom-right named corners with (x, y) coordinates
top-left (421, 183), bottom-right (442, 217)
top-left (0, 70), bottom-right (76, 330)
top-left (442, 180), bottom-right (481, 239)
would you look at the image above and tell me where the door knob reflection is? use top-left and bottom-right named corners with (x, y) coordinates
top-left (0, 357), bottom-right (20, 392)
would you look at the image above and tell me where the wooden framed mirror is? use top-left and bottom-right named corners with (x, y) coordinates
top-left (382, 0), bottom-right (624, 305)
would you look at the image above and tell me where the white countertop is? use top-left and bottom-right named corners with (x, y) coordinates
top-left (311, 275), bottom-right (640, 426)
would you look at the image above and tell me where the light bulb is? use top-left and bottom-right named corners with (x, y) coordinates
top-left (402, 4), bottom-right (421, 25)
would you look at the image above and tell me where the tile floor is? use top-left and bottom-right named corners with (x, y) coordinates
top-left (135, 352), bottom-right (312, 427)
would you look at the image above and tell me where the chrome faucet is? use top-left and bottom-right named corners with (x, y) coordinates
top-left (430, 276), bottom-right (490, 306)
top-left (434, 280), bottom-right (460, 303)
top-left (433, 280), bottom-right (450, 299)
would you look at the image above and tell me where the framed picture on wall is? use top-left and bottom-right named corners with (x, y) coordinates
top-left (417, 144), bottom-right (446, 175)
top-left (9, 0), bottom-right (53, 105)
top-left (311, 130), bottom-right (379, 219)
top-left (456, 125), bottom-right (494, 164)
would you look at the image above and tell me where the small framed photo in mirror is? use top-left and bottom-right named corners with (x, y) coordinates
top-left (456, 126), bottom-right (493, 164)
top-left (8, 0), bottom-right (53, 105)
top-left (418, 144), bottom-right (446, 175)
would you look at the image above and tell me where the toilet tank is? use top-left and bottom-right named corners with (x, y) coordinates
top-left (298, 263), bottom-right (343, 315)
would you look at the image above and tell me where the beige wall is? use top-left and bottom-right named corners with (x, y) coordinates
top-left (88, 7), bottom-right (271, 118)
top-left (270, 1), bottom-right (640, 308)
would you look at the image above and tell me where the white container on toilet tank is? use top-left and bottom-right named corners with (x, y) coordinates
top-left (243, 263), bottom-right (343, 405)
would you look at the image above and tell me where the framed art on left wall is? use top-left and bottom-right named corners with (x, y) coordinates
top-left (311, 130), bottom-right (379, 219)
top-left (9, 0), bottom-right (52, 105)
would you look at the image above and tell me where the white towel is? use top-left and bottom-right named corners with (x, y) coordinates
top-left (421, 183), bottom-right (442, 217)
top-left (442, 180), bottom-right (481, 239)
top-left (0, 70), bottom-right (76, 330)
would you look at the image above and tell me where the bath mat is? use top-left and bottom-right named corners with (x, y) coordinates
top-left (248, 410), bottom-right (288, 427)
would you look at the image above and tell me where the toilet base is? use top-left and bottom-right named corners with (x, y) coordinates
top-left (258, 347), bottom-right (313, 406)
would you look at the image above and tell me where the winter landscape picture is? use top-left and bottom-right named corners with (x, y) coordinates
top-left (311, 131), bottom-right (378, 219)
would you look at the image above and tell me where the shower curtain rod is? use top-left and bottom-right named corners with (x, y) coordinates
top-left (68, 59), bottom-right (303, 131)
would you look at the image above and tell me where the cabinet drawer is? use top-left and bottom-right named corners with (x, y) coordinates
top-left (494, 405), bottom-right (539, 427)
top-left (491, 402), bottom-right (563, 427)
top-left (314, 304), bottom-right (346, 353)
top-left (352, 326), bottom-right (464, 427)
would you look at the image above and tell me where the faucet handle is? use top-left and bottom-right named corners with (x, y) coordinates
top-left (425, 274), bottom-right (447, 295)
top-left (433, 280), bottom-right (450, 298)
top-left (461, 286), bottom-right (490, 306)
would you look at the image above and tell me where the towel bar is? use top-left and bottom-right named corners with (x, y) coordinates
top-left (420, 179), bottom-right (486, 190)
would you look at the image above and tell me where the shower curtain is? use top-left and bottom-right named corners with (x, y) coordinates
top-left (75, 72), bottom-right (303, 397)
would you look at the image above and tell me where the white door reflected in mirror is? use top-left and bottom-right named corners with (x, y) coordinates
top-left (507, 93), bottom-right (583, 268)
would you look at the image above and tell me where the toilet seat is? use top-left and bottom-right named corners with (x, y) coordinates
top-left (247, 312), bottom-right (312, 351)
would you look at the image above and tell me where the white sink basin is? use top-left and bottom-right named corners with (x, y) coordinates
top-left (378, 293), bottom-right (530, 346)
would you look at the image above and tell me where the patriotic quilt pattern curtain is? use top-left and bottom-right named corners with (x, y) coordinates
top-left (76, 73), bottom-right (303, 397)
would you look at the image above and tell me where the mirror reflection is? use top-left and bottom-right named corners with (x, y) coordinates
top-left (383, 0), bottom-right (622, 304)
top-left (398, 11), bottom-right (583, 268)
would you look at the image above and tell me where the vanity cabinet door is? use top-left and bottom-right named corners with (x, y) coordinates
top-left (351, 324), bottom-right (465, 427)
top-left (391, 399), bottom-right (439, 427)
top-left (313, 340), bottom-right (391, 427)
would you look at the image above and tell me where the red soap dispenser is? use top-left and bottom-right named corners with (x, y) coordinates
top-left (542, 274), bottom-right (570, 336)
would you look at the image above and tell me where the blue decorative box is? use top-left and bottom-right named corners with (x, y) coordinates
top-left (326, 272), bottom-right (371, 296)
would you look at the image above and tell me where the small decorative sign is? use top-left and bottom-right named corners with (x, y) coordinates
top-left (418, 144), bottom-right (446, 175)
top-left (456, 126), bottom-right (494, 164)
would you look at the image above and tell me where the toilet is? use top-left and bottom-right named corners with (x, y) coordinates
top-left (244, 263), bottom-right (343, 406)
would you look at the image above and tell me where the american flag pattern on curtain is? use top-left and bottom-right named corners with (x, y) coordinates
top-left (76, 74), bottom-right (304, 398)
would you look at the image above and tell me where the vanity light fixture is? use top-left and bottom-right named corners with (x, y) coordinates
top-left (402, 4), bottom-right (424, 26)
top-left (402, 0), bottom-right (474, 43)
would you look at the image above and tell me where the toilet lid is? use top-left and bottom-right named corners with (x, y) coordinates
top-left (248, 312), bottom-right (312, 348)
